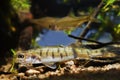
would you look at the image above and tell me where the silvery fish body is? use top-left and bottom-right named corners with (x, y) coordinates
top-left (16, 44), bottom-right (120, 68)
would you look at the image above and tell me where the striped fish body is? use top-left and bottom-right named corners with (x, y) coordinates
top-left (16, 45), bottom-right (119, 68)
top-left (17, 47), bottom-right (77, 64)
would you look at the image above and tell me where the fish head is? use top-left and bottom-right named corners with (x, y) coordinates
top-left (16, 51), bottom-right (42, 64)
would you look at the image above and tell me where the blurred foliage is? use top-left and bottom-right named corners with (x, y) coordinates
top-left (114, 24), bottom-right (120, 34)
top-left (96, 0), bottom-right (120, 40)
top-left (103, 0), bottom-right (116, 11)
top-left (113, 24), bottom-right (120, 40)
top-left (11, 0), bottom-right (30, 12)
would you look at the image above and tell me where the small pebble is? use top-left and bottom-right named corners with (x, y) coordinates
top-left (26, 69), bottom-right (40, 75)
top-left (65, 60), bottom-right (74, 66)
top-left (17, 73), bottom-right (25, 77)
top-left (38, 74), bottom-right (46, 79)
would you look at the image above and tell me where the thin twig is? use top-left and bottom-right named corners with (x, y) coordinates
top-left (69, 34), bottom-right (120, 49)
top-left (68, 34), bottom-right (102, 44)
top-left (79, 1), bottom-right (104, 39)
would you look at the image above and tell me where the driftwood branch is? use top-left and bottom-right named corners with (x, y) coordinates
top-left (79, 1), bottom-right (104, 38)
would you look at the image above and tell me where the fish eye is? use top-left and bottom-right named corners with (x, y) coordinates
top-left (18, 54), bottom-right (24, 58)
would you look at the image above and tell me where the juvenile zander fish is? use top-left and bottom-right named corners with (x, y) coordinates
top-left (16, 44), bottom-right (120, 69)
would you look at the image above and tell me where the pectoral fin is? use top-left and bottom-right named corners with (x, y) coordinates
top-left (43, 63), bottom-right (57, 69)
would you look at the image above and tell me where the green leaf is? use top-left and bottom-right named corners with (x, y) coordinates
top-left (103, 0), bottom-right (116, 9)
top-left (118, 11), bottom-right (120, 16)
top-left (11, 49), bottom-right (16, 56)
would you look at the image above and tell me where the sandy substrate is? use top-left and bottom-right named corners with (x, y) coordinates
top-left (1, 59), bottom-right (120, 80)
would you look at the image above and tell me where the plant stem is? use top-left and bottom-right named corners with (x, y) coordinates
top-left (79, 1), bottom-right (104, 39)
